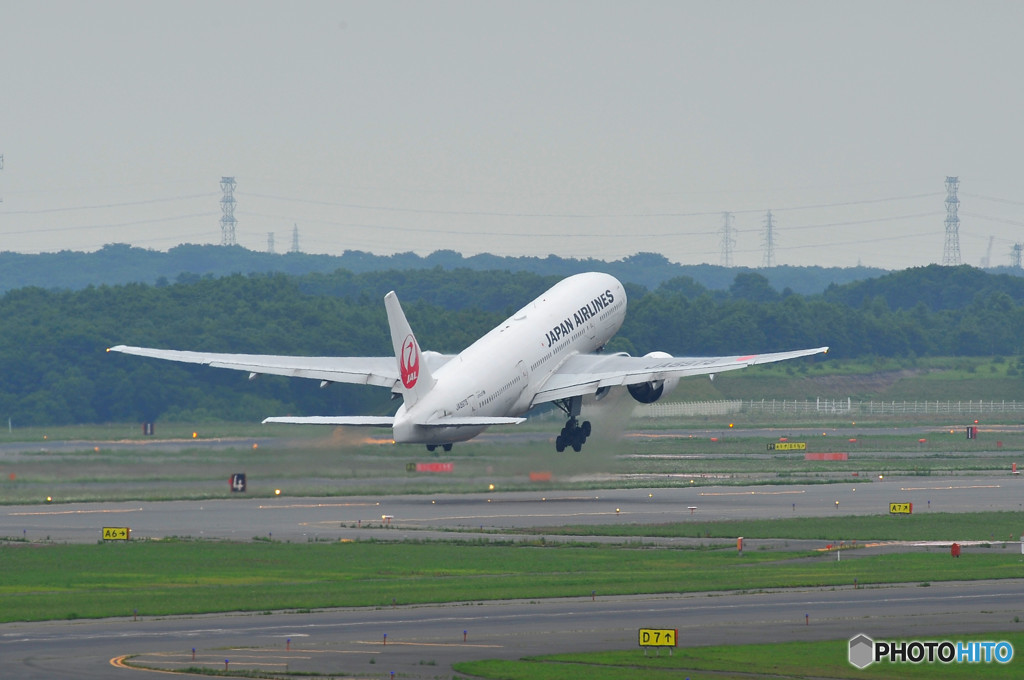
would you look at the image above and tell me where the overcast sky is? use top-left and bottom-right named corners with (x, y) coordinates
top-left (2, 1), bottom-right (1022, 270)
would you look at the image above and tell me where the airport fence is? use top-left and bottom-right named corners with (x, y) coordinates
top-left (634, 398), bottom-right (1024, 418)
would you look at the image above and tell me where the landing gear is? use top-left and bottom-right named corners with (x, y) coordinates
top-left (555, 417), bottom-right (592, 452)
top-left (553, 395), bottom-right (591, 452)
top-left (426, 443), bottom-right (453, 453)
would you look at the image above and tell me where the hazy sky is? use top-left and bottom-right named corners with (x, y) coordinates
top-left (2, 1), bottom-right (1022, 269)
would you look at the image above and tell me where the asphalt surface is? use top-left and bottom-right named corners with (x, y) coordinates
top-left (5, 474), bottom-right (1023, 544)
top-left (5, 581), bottom-right (1023, 679)
top-left (2, 447), bottom-right (1024, 678)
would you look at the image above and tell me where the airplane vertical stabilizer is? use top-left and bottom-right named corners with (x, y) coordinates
top-left (384, 291), bottom-right (435, 407)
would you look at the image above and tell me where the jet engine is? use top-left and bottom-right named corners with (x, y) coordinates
top-left (626, 351), bottom-right (680, 403)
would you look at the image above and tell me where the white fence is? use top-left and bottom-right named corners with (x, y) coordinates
top-left (634, 398), bottom-right (1024, 418)
top-left (635, 400), bottom-right (743, 417)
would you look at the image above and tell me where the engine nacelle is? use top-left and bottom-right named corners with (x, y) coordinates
top-left (626, 351), bottom-right (680, 404)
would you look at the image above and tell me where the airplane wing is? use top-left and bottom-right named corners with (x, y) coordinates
top-left (106, 345), bottom-right (454, 389)
top-left (263, 415), bottom-right (526, 427)
top-left (530, 346), bottom-right (829, 406)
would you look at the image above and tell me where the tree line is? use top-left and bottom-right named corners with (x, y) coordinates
top-left (0, 244), bottom-right (893, 296)
top-left (1, 265), bottom-right (1022, 426)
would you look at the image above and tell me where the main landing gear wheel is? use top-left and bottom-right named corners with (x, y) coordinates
top-left (553, 395), bottom-right (590, 452)
top-left (555, 418), bottom-right (591, 453)
top-left (426, 444), bottom-right (453, 453)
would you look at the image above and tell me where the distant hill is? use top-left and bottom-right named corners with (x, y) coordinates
top-left (0, 243), bottom-right (890, 294)
top-left (823, 264), bottom-right (1024, 311)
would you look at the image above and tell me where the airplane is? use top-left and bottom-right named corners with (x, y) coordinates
top-left (108, 272), bottom-right (828, 452)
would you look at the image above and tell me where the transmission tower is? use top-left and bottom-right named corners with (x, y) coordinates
top-left (942, 176), bottom-right (961, 266)
top-left (981, 235), bottom-right (994, 268)
top-left (219, 177), bottom-right (237, 246)
top-left (0, 153), bottom-right (4, 203)
top-left (1012, 243), bottom-right (1023, 269)
top-left (267, 232), bottom-right (275, 254)
top-left (762, 210), bottom-right (776, 268)
top-left (719, 212), bottom-right (735, 267)
top-left (290, 223), bottom-right (300, 254)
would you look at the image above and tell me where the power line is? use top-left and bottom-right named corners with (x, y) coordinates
top-left (961, 212), bottom-right (1024, 228)
top-left (0, 212), bottom-right (217, 237)
top-left (236, 209), bottom-right (941, 243)
top-left (0, 194), bottom-right (216, 216)
top-left (960, 192), bottom-right (1024, 207)
top-left (235, 190), bottom-right (942, 220)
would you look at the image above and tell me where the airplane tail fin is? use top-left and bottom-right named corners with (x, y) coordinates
top-left (384, 291), bottom-right (435, 407)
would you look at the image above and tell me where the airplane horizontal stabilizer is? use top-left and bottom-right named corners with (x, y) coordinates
top-left (262, 416), bottom-right (395, 426)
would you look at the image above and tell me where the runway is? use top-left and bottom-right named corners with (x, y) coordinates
top-left (2, 474), bottom-right (1023, 678)
top-left (3, 581), bottom-right (1022, 679)
top-left (4, 474), bottom-right (1022, 544)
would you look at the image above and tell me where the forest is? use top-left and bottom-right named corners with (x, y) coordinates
top-left (0, 244), bottom-right (894, 296)
top-left (2, 263), bottom-right (1024, 426)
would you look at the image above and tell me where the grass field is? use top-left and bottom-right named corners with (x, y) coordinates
top-left (2, 516), bottom-right (1023, 624)
top-left (511, 510), bottom-right (1024, 542)
top-left (3, 419), bottom-right (1022, 504)
top-left (455, 632), bottom-right (1024, 680)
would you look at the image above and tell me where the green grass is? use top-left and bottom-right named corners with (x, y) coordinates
top-left (2, 537), bottom-right (1023, 624)
top-left (456, 632), bottom-right (1024, 680)
top-left (5, 423), bottom-right (1022, 504)
top-left (513, 511), bottom-right (1024, 542)
top-left (0, 421), bottom-right (275, 444)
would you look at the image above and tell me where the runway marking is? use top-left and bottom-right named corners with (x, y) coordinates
top-left (911, 541), bottom-right (1013, 547)
top-left (699, 490), bottom-right (806, 497)
top-left (11, 508), bottom-right (142, 516)
top-left (625, 433), bottom-right (697, 439)
top-left (144, 658), bottom-right (302, 666)
top-left (258, 502), bottom-right (380, 509)
top-left (110, 655), bottom-right (180, 674)
top-left (402, 511), bottom-right (630, 522)
top-left (430, 496), bottom-right (603, 503)
top-left (232, 650), bottom-right (372, 657)
top-left (354, 640), bottom-right (502, 648)
top-left (899, 485), bottom-right (1002, 491)
top-left (624, 454), bottom-right (710, 459)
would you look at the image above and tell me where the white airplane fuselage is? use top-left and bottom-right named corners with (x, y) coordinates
top-left (392, 272), bottom-right (627, 444)
top-left (108, 271), bottom-right (827, 451)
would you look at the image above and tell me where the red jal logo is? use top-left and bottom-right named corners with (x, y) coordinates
top-left (400, 335), bottom-right (419, 388)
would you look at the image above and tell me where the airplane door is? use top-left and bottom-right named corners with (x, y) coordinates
top-left (517, 360), bottom-right (528, 386)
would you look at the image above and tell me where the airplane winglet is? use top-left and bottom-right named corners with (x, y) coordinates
top-left (384, 291), bottom-right (436, 407)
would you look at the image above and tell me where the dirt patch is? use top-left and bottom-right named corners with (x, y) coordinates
top-left (800, 369), bottom-right (931, 397)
